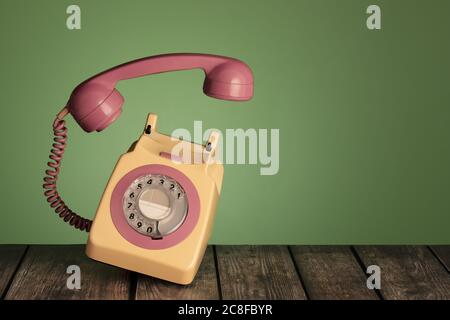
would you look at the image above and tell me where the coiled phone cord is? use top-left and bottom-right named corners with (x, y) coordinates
top-left (43, 107), bottom-right (92, 232)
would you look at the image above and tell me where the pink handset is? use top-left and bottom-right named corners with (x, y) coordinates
top-left (44, 53), bottom-right (254, 232)
top-left (67, 53), bottom-right (254, 132)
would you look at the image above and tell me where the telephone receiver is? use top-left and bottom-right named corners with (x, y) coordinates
top-left (66, 53), bottom-right (254, 132)
top-left (44, 53), bottom-right (253, 284)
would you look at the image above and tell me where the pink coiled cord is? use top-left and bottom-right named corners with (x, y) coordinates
top-left (43, 107), bottom-right (92, 232)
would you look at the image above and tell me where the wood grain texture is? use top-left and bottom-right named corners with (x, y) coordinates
top-left (2, 245), bottom-right (449, 300)
top-left (216, 246), bottom-right (306, 300)
top-left (0, 245), bottom-right (27, 298)
top-left (355, 246), bottom-right (450, 300)
top-left (430, 246), bottom-right (450, 273)
top-left (290, 246), bottom-right (378, 300)
top-left (135, 246), bottom-right (219, 300)
top-left (4, 245), bottom-right (130, 300)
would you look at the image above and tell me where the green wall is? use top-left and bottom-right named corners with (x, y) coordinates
top-left (1, 0), bottom-right (449, 244)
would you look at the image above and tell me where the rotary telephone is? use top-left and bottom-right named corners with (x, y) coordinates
top-left (43, 53), bottom-right (254, 284)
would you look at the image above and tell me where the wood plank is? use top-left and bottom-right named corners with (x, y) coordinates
top-left (5, 245), bottom-right (130, 300)
top-left (290, 246), bottom-right (378, 300)
top-left (355, 246), bottom-right (450, 300)
top-left (216, 246), bottom-right (306, 300)
top-left (430, 246), bottom-right (450, 273)
top-left (135, 246), bottom-right (219, 300)
top-left (0, 245), bottom-right (27, 298)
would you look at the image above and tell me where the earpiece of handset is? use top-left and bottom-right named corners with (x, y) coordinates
top-left (66, 53), bottom-right (254, 133)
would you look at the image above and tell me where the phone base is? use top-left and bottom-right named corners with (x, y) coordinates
top-left (86, 234), bottom-right (204, 285)
top-left (85, 113), bottom-right (223, 285)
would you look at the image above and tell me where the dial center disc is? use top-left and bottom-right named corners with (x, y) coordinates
top-left (138, 188), bottom-right (171, 220)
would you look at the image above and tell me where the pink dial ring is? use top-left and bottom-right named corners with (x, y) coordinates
top-left (110, 164), bottom-right (200, 249)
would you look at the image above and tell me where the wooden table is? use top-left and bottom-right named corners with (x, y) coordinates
top-left (1, 245), bottom-right (449, 300)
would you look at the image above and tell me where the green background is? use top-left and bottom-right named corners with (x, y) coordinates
top-left (1, 0), bottom-right (449, 244)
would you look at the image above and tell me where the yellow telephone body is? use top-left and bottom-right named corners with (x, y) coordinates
top-left (86, 113), bottom-right (223, 284)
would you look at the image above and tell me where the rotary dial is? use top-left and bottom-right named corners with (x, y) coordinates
top-left (122, 174), bottom-right (188, 239)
